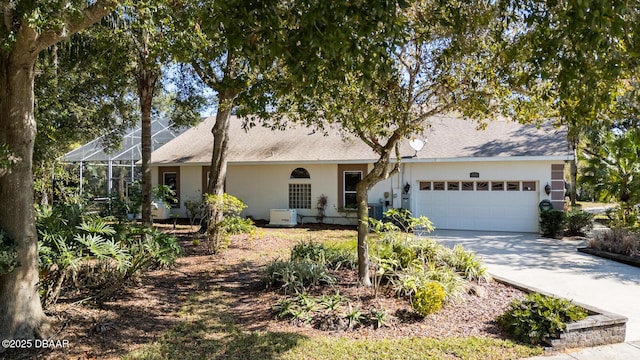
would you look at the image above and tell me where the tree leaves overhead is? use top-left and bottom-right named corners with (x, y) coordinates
top-left (35, 28), bottom-right (137, 164)
top-left (496, 0), bottom-right (634, 125)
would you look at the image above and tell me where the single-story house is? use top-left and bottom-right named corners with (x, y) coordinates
top-left (149, 115), bottom-right (573, 232)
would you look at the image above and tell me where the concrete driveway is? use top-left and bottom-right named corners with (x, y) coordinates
top-left (429, 230), bottom-right (640, 342)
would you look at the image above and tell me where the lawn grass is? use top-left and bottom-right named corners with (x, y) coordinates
top-left (125, 228), bottom-right (542, 360)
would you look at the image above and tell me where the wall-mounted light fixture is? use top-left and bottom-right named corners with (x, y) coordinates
top-left (544, 183), bottom-right (551, 195)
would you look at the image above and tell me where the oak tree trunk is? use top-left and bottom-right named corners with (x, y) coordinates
top-left (0, 48), bottom-right (50, 343)
top-left (138, 68), bottom-right (158, 227)
top-left (355, 156), bottom-right (398, 286)
top-left (207, 92), bottom-right (234, 198)
top-left (356, 181), bottom-right (372, 286)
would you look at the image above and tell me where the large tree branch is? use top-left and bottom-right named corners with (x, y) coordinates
top-left (35, 0), bottom-right (120, 53)
top-left (191, 60), bottom-right (220, 89)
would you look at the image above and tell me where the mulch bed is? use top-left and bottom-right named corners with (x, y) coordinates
top-left (5, 225), bottom-right (527, 360)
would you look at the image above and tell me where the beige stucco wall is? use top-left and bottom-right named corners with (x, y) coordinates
top-left (152, 159), bottom-right (564, 228)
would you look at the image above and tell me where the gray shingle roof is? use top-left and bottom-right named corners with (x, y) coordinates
top-left (149, 115), bottom-right (572, 165)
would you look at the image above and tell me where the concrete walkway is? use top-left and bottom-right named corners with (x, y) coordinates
top-left (431, 230), bottom-right (640, 359)
top-left (430, 230), bottom-right (640, 342)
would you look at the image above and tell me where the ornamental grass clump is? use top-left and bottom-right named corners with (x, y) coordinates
top-left (498, 293), bottom-right (588, 344)
top-left (369, 210), bottom-right (487, 305)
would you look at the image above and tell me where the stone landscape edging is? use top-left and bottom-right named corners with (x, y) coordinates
top-left (491, 274), bottom-right (627, 351)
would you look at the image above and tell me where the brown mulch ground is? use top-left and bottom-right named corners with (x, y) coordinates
top-left (5, 225), bottom-right (527, 360)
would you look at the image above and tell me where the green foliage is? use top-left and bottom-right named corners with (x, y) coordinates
top-left (290, 239), bottom-right (327, 263)
top-left (411, 281), bottom-right (446, 317)
top-left (369, 211), bottom-right (486, 305)
top-left (539, 210), bottom-right (566, 238)
top-left (564, 208), bottom-right (595, 236)
top-left (369, 308), bottom-right (389, 329)
top-left (290, 239), bottom-right (357, 271)
top-left (345, 304), bottom-right (363, 328)
top-left (0, 230), bottom-right (19, 275)
top-left (581, 127), bottom-right (640, 222)
top-left (121, 227), bottom-right (183, 280)
top-left (605, 206), bottom-right (640, 230)
top-left (320, 292), bottom-right (345, 312)
top-left (184, 198), bottom-right (204, 227)
top-left (219, 216), bottom-right (255, 236)
top-left (204, 193), bottom-right (255, 254)
top-left (36, 201), bottom-right (181, 307)
top-left (263, 259), bottom-right (336, 294)
top-left (152, 185), bottom-right (178, 209)
top-left (498, 293), bottom-right (588, 344)
top-left (440, 245), bottom-right (489, 282)
top-left (370, 209), bottom-right (435, 236)
top-left (273, 292), bottom-right (390, 331)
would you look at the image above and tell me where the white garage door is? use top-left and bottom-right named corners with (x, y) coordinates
top-left (415, 180), bottom-right (539, 232)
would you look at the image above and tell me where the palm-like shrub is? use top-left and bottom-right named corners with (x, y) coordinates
top-left (36, 202), bottom-right (181, 307)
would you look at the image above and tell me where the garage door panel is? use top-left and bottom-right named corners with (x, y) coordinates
top-left (416, 183), bottom-right (539, 232)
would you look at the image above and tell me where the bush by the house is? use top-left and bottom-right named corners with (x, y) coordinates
top-left (498, 293), bottom-right (588, 344)
top-left (539, 210), bottom-right (566, 238)
top-left (564, 208), bottom-right (594, 236)
top-left (203, 193), bottom-right (255, 254)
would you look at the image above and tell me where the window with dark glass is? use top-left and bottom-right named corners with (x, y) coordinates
top-left (343, 171), bottom-right (362, 209)
top-left (522, 181), bottom-right (536, 191)
top-left (476, 182), bottom-right (489, 191)
top-left (507, 181), bottom-right (520, 191)
top-left (491, 181), bottom-right (504, 191)
top-left (290, 167), bottom-right (310, 179)
top-left (162, 172), bottom-right (179, 207)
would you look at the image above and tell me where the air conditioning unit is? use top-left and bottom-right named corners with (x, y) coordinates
top-left (269, 209), bottom-right (297, 227)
